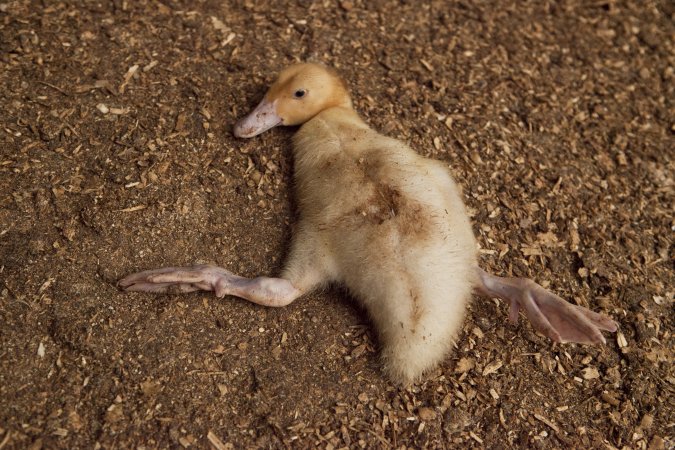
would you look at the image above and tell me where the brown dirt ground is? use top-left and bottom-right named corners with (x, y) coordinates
top-left (1, 0), bottom-right (673, 448)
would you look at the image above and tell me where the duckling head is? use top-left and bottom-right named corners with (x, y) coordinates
top-left (234, 63), bottom-right (352, 138)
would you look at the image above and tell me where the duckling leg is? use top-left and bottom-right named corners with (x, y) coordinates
top-left (119, 265), bottom-right (304, 307)
top-left (475, 268), bottom-right (618, 345)
top-left (120, 226), bottom-right (332, 307)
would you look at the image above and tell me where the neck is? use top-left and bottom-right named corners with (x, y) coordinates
top-left (326, 81), bottom-right (353, 110)
top-left (316, 105), bottom-right (368, 130)
top-left (292, 106), bottom-right (370, 160)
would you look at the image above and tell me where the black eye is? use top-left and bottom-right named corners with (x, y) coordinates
top-left (294, 89), bottom-right (306, 98)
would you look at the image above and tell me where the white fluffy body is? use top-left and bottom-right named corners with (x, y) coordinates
top-left (281, 107), bottom-right (478, 383)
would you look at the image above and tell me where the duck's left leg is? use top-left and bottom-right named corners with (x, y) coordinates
top-left (474, 268), bottom-right (618, 345)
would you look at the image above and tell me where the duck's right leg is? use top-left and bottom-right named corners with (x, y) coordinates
top-left (119, 265), bottom-right (305, 307)
top-left (119, 224), bottom-right (334, 308)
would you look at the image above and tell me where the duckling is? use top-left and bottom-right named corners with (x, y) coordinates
top-left (120, 63), bottom-right (617, 384)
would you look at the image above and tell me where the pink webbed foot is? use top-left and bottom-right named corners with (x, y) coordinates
top-left (476, 268), bottom-right (618, 345)
top-left (119, 264), bottom-right (302, 307)
top-left (119, 265), bottom-right (234, 297)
